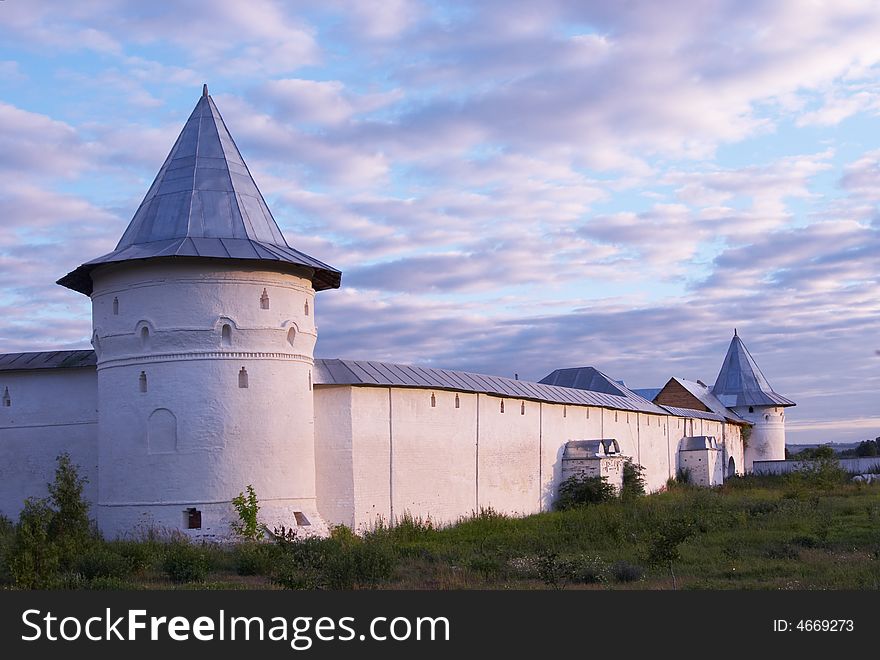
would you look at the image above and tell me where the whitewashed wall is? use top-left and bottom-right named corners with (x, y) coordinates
top-left (91, 260), bottom-right (323, 538)
top-left (0, 368), bottom-right (98, 520)
top-left (315, 384), bottom-right (746, 531)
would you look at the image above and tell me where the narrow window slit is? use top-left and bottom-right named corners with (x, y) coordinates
top-left (430, 393), bottom-right (436, 408)
top-left (2, 387), bottom-right (10, 407)
top-left (112, 297), bottom-right (119, 315)
top-left (454, 393), bottom-right (460, 409)
top-left (221, 324), bottom-right (232, 346)
top-left (304, 300), bottom-right (310, 316)
top-left (260, 288), bottom-right (270, 310)
top-left (239, 367), bottom-right (249, 389)
top-left (139, 372), bottom-right (147, 393)
top-left (520, 402), bottom-right (525, 415)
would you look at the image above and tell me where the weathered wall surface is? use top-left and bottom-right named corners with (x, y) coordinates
top-left (754, 457), bottom-right (880, 475)
top-left (0, 368), bottom-right (98, 519)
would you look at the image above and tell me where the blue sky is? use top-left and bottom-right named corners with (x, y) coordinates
top-left (1, 0), bottom-right (878, 445)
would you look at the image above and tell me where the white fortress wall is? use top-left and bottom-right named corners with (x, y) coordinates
top-left (0, 367), bottom-right (98, 519)
top-left (317, 383), bottom-right (729, 530)
top-left (313, 385), bottom-right (356, 529)
top-left (538, 403), bottom-right (603, 511)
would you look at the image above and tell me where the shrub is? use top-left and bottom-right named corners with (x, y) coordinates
top-left (535, 550), bottom-right (577, 590)
top-left (48, 453), bottom-right (94, 566)
top-left (610, 560), bottom-right (644, 583)
top-left (74, 546), bottom-right (134, 581)
top-left (555, 475), bottom-right (616, 511)
top-left (163, 541), bottom-right (210, 584)
top-left (621, 460), bottom-right (646, 500)
top-left (571, 554), bottom-right (606, 584)
top-left (676, 467), bottom-right (692, 485)
top-left (234, 542), bottom-right (281, 576)
top-left (10, 498), bottom-right (60, 589)
top-left (231, 485), bottom-right (262, 542)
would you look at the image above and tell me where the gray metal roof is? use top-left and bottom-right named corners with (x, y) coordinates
top-left (58, 86), bottom-right (341, 295)
top-left (711, 332), bottom-right (795, 408)
top-left (681, 435), bottom-right (719, 450)
top-left (539, 366), bottom-right (630, 396)
top-left (0, 350), bottom-right (96, 372)
top-left (563, 439), bottom-right (621, 458)
top-left (631, 387), bottom-right (661, 401)
top-left (659, 405), bottom-right (728, 422)
top-left (315, 359), bottom-right (669, 414)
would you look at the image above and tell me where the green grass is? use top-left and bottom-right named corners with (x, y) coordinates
top-left (2, 474), bottom-right (879, 589)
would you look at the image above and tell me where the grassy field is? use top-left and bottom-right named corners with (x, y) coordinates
top-left (2, 469), bottom-right (880, 590)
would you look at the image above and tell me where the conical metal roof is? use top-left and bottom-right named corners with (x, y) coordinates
top-left (711, 331), bottom-right (795, 408)
top-left (58, 85), bottom-right (341, 295)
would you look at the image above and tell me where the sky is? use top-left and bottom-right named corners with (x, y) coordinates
top-left (0, 1), bottom-right (878, 445)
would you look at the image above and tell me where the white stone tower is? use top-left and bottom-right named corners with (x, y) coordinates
top-left (58, 85), bottom-right (341, 539)
top-left (711, 330), bottom-right (795, 471)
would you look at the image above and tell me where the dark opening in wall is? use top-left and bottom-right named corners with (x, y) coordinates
top-left (2, 387), bottom-right (10, 407)
top-left (304, 300), bottom-right (310, 316)
top-left (113, 297), bottom-right (119, 315)
top-left (139, 371), bottom-right (147, 393)
top-left (260, 288), bottom-right (270, 310)
top-left (308, 370), bottom-right (312, 391)
top-left (500, 400), bottom-right (505, 413)
top-left (520, 402), bottom-right (525, 415)
top-left (748, 406), bottom-right (754, 413)
top-left (287, 327), bottom-right (296, 347)
top-left (563, 406), bottom-right (567, 418)
top-left (185, 508), bottom-right (202, 530)
top-left (431, 393), bottom-right (436, 407)
top-left (140, 326), bottom-right (150, 350)
top-left (221, 324), bottom-right (232, 346)
top-left (239, 367), bottom-right (249, 389)
top-left (455, 393), bottom-right (460, 409)
top-left (294, 512), bottom-right (311, 526)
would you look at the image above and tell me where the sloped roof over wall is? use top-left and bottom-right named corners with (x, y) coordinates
top-left (0, 350), bottom-right (96, 372)
top-left (315, 359), bottom-right (669, 414)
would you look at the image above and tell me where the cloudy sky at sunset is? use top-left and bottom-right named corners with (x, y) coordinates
top-left (1, 1), bottom-right (878, 444)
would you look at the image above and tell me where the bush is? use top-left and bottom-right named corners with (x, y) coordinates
top-left (610, 560), bottom-right (644, 583)
top-left (234, 542), bottom-right (281, 576)
top-left (268, 527), bottom-right (397, 590)
top-left (74, 546), bottom-right (134, 581)
top-left (48, 453), bottom-right (94, 567)
top-left (555, 475), bottom-right (616, 511)
top-left (163, 541), bottom-right (210, 584)
top-left (621, 460), bottom-right (646, 500)
top-left (10, 498), bottom-right (60, 589)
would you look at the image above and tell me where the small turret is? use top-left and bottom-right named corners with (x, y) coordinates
top-left (711, 332), bottom-right (795, 470)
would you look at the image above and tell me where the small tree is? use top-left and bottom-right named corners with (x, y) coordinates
top-left (555, 475), bottom-right (616, 511)
top-left (621, 460), bottom-right (646, 500)
top-left (48, 453), bottom-right (93, 566)
top-left (10, 498), bottom-right (60, 589)
top-left (645, 518), bottom-right (695, 590)
top-left (231, 485), bottom-right (262, 541)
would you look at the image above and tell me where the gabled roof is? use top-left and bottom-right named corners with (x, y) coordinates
top-left (711, 332), bottom-right (795, 408)
top-left (316, 359), bottom-right (669, 414)
top-left (659, 377), bottom-right (747, 423)
top-left (58, 86), bottom-right (341, 296)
